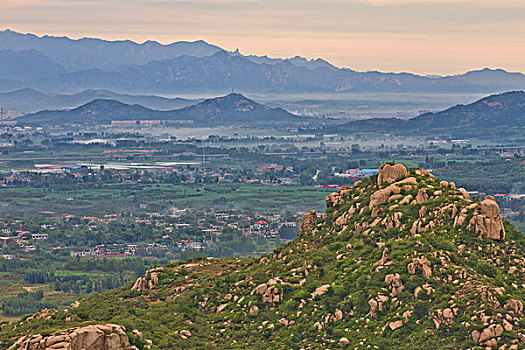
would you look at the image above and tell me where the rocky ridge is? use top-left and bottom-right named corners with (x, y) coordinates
top-left (1, 163), bottom-right (524, 349)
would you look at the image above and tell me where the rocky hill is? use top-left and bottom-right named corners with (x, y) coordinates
top-left (1, 164), bottom-right (524, 349)
top-left (15, 93), bottom-right (307, 127)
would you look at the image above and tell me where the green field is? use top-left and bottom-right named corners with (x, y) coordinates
top-left (0, 183), bottom-right (333, 218)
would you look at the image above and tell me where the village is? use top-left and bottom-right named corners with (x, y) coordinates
top-left (0, 206), bottom-right (300, 261)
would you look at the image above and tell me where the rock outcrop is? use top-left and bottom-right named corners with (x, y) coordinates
top-left (252, 282), bottom-right (283, 304)
top-left (8, 324), bottom-right (136, 350)
top-left (468, 196), bottom-right (505, 240)
top-left (298, 210), bottom-right (317, 235)
top-left (385, 273), bottom-right (404, 296)
top-left (407, 256), bottom-right (432, 278)
top-left (377, 163), bottom-right (408, 185)
top-left (131, 267), bottom-right (163, 292)
top-left (369, 184), bottom-right (401, 208)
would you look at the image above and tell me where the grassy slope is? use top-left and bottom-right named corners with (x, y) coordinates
top-left (1, 168), bottom-right (524, 349)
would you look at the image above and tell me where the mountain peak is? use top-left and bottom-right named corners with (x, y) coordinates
top-left (184, 93), bottom-right (272, 114)
top-left (77, 98), bottom-right (133, 109)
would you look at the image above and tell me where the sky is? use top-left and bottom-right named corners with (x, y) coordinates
top-left (0, 0), bottom-right (524, 75)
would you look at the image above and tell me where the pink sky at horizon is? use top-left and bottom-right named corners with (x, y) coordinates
top-left (0, 0), bottom-right (523, 75)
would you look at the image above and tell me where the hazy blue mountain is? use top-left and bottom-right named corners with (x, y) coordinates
top-left (31, 51), bottom-right (316, 94)
top-left (233, 49), bottom-right (337, 70)
top-left (408, 90), bottom-right (525, 129)
top-left (0, 29), bottom-right (223, 71)
top-left (2, 30), bottom-right (525, 95)
top-left (27, 51), bottom-right (525, 95)
top-left (0, 49), bottom-right (65, 81)
top-left (441, 68), bottom-right (525, 90)
top-left (330, 91), bottom-right (525, 133)
top-left (0, 88), bottom-right (201, 113)
top-left (15, 93), bottom-right (307, 127)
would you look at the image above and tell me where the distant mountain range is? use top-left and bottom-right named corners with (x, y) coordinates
top-left (0, 29), bottom-right (222, 71)
top-left (329, 91), bottom-right (525, 135)
top-left (15, 93), bottom-right (308, 127)
top-left (0, 88), bottom-right (201, 113)
top-left (1, 30), bottom-right (525, 95)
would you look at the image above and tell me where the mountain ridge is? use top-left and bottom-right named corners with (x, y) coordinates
top-left (0, 29), bottom-right (223, 71)
top-left (0, 88), bottom-right (201, 113)
top-left (330, 91), bottom-right (525, 134)
top-left (1, 30), bottom-right (525, 95)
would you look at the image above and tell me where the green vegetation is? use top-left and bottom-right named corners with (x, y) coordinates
top-left (2, 166), bottom-right (523, 349)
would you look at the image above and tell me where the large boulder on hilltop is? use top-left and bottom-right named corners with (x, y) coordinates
top-left (8, 324), bottom-right (137, 350)
top-left (377, 163), bottom-right (408, 185)
top-left (469, 196), bottom-right (505, 240)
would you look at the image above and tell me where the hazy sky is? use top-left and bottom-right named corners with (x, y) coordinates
top-left (0, 0), bottom-right (524, 75)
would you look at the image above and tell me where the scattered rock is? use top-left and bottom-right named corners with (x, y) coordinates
top-left (458, 188), bottom-right (470, 199)
top-left (407, 256), bottom-right (432, 278)
top-left (217, 303), bottom-right (229, 312)
top-left (385, 273), bottom-right (404, 296)
top-left (506, 299), bottom-right (524, 315)
top-left (249, 305), bottom-right (259, 316)
top-left (338, 337), bottom-right (351, 347)
top-left (388, 320), bottom-right (403, 330)
top-left (335, 309), bottom-right (343, 320)
top-left (262, 286), bottom-right (283, 304)
top-left (374, 247), bottom-right (391, 266)
top-left (478, 324), bottom-right (504, 343)
top-left (312, 284), bottom-right (331, 298)
top-left (179, 330), bottom-right (192, 339)
top-left (370, 184), bottom-right (401, 208)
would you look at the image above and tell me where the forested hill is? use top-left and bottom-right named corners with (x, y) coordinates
top-left (330, 91), bottom-right (525, 134)
top-left (408, 90), bottom-right (525, 128)
top-left (2, 163), bottom-right (524, 349)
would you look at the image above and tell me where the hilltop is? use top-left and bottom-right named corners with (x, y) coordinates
top-left (15, 93), bottom-right (307, 127)
top-left (331, 91), bottom-right (525, 136)
top-left (1, 163), bottom-right (524, 349)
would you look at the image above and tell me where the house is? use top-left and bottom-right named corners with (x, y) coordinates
top-left (0, 236), bottom-right (15, 247)
top-left (253, 220), bottom-right (269, 229)
top-left (31, 234), bottom-right (48, 240)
